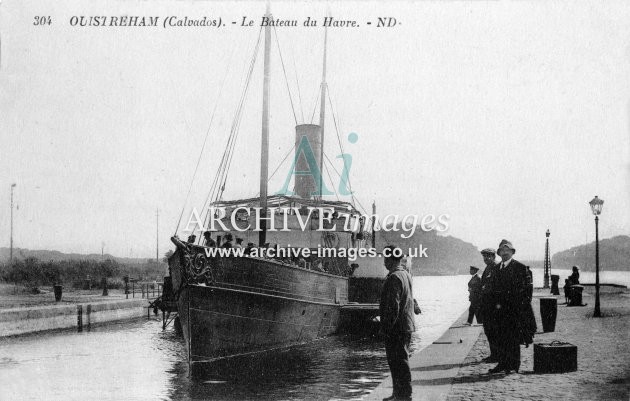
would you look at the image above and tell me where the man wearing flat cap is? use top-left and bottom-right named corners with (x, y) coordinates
top-left (479, 248), bottom-right (499, 361)
top-left (487, 239), bottom-right (530, 374)
top-left (466, 266), bottom-right (482, 325)
top-left (379, 245), bottom-right (416, 401)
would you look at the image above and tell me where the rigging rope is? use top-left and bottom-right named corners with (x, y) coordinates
top-left (172, 45), bottom-right (236, 235)
top-left (310, 83), bottom-right (322, 124)
top-left (323, 159), bottom-right (340, 202)
top-left (216, 27), bottom-right (266, 202)
top-left (212, 28), bottom-right (262, 204)
top-left (323, 151), bottom-right (368, 215)
top-left (272, 26), bottom-right (298, 126)
top-left (198, 27), bottom-right (264, 238)
top-left (268, 143), bottom-right (297, 182)
top-left (291, 51), bottom-right (305, 123)
top-left (326, 84), bottom-right (356, 205)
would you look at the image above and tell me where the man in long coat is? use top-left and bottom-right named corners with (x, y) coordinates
top-left (379, 245), bottom-right (416, 401)
top-left (487, 239), bottom-right (529, 374)
top-left (480, 248), bottom-right (499, 362)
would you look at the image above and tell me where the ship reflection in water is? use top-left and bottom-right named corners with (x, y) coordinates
top-left (1, 276), bottom-right (469, 401)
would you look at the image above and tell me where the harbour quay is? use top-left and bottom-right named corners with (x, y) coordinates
top-left (365, 285), bottom-right (630, 401)
top-left (0, 288), bottom-right (154, 337)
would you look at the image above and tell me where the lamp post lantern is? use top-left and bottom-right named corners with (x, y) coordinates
top-left (589, 196), bottom-right (604, 318)
top-left (543, 229), bottom-right (551, 289)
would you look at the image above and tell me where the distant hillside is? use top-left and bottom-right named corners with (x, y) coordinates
top-left (379, 229), bottom-right (481, 276)
top-left (0, 247), bottom-right (152, 265)
top-left (552, 235), bottom-right (630, 272)
top-left (2, 229), bottom-right (482, 276)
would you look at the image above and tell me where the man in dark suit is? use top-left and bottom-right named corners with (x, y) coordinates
top-left (488, 239), bottom-right (529, 374)
top-left (379, 245), bottom-right (416, 401)
top-left (466, 266), bottom-right (483, 325)
top-left (480, 248), bottom-right (499, 362)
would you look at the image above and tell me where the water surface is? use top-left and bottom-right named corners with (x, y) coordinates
top-left (1, 275), bottom-right (470, 400)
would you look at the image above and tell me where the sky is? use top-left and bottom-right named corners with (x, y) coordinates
top-left (1, 0), bottom-right (629, 260)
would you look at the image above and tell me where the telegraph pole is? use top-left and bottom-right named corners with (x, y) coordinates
top-left (10, 183), bottom-right (16, 264)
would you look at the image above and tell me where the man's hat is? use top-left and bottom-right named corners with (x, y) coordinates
top-left (480, 248), bottom-right (496, 255)
top-left (224, 233), bottom-right (233, 241)
top-left (236, 237), bottom-right (243, 243)
top-left (247, 242), bottom-right (254, 246)
top-left (470, 266), bottom-right (479, 272)
top-left (497, 239), bottom-right (515, 252)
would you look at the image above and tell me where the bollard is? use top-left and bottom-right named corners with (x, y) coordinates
top-left (124, 275), bottom-right (129, 299)
top-left (77, 305), bottom-right (83, 332)
top-left (568, 285), bottom-right (584, 306)
top-left (540, 297), bottom-right (557, 332)
top-left (550, 274), bottom-right (560, 295)
top-left (86, 304), bottom-right (91, 329)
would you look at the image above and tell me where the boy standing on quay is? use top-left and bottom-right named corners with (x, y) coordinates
top-left (379, 246), bottom-right (416, 401)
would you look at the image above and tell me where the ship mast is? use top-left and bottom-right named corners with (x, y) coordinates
top-left (259, 4), bottom-right (272, 247)
top-left (318, 26), bottom-right (328, 202)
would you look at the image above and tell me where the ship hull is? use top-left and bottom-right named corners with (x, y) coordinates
top-left (170, 250), bottom-right (348, 363)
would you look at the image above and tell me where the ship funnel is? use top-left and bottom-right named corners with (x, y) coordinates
top-left (294, 124), bottom-right (323, 199)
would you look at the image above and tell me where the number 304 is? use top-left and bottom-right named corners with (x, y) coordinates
top-left (33, 16), bottom-right (52, 25)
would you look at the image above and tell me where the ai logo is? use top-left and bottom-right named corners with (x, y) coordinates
top-left (276, 132), bottom-right (358, 196)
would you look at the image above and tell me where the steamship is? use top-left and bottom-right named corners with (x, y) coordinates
top-left (168, 8), bottom-right (375, 365)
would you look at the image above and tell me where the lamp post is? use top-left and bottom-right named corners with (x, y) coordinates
top-left (543, 229), bottom-right (550, 289)
top-left (10, 183), bottom-right (16, 264)
top-left (588, 196), bottom-right (604, 318)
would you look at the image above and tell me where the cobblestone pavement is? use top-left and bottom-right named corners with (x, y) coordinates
top-left (446, 288), bottom-right (630, 401)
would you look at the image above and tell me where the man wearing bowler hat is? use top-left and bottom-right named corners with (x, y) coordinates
top-left (488, 239), bottom-right (529, 374)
